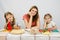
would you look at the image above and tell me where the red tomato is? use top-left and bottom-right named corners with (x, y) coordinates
top-left (48, 28), bottom-right (52, 32)
top-left (39, 29), bottom-right (43, 32)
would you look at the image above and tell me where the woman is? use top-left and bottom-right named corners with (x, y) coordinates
top-left (23, 6), bottom-right (40, 29)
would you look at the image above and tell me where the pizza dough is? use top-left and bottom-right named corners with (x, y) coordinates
top-left (30, 29), bottom-right (39, 34)
top-left (2, 29), bottom-right (11, 32)
top-left (10, 29), bottom-right (25, 34)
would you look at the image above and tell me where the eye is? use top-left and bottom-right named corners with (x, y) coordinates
top-left (48, 18), bottom-right (50, 19)
top-left (7, 18), bottom-right (9, 20)
top-left (32, 10), bottom-right (34, 11)
top-left (35, 11), bottom-right (37, 12)
top-left (10, 17), bottom-right (11, 18)
top-left (9, 17), bottom-right (12, 18)
top-left (45, 18), bottom-right (48, 20)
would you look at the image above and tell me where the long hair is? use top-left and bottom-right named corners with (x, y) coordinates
top-left (4, 12), bottom-right (15, 26)
top-left (28, 6), bottom-right (39, 22)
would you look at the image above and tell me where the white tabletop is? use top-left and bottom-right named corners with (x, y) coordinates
top-left (0, 29), bottom-right (60, 40)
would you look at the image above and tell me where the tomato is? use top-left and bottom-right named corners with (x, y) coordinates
top-left (39, 29), bottom-right (43, 32)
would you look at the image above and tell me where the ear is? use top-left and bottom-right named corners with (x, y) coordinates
top-left (51, 18), bottom-right (52, 21)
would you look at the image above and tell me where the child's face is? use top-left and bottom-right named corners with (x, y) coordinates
top-left (30, 8), bottom-right (37, 16)
top-left (44, 16), bottom-right (52, 23)
top-left (6, 14), bottom-right (14, 22)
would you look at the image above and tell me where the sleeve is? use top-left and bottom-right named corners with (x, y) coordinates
top-left (51, 21), bottom-right (56, 26)
top-left (23, 14), bottom-right (29, 21)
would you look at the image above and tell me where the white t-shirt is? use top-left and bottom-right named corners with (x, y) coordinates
top-left (46, 21), bottom-right (56, 28)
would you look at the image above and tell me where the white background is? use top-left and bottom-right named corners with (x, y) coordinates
top-left (0, 0), bottom-right (60, 30)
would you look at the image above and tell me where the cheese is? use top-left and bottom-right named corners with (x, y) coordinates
top-left (42, 31), bottom-right (50, 35)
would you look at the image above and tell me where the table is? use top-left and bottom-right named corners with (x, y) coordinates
top-left (49, 32), bottom-right (60, 40)
top-left (0, 29), bottom-right (60, 40)
top-left (7, 32), bottom-right (49, 40)
top-left (0, 32), bottom-right (8, 40)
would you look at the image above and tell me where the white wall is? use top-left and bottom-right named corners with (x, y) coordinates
top-left (0, 0), bottom-right (60, 29)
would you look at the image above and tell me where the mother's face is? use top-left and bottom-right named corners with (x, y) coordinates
top-left (30, 8), bottom-right (38, 16)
